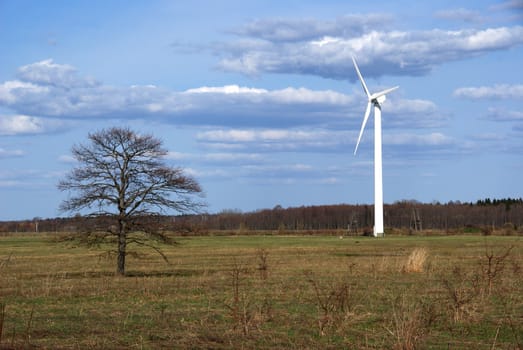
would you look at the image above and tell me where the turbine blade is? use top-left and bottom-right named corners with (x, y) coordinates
top-left (352, 56), bottom-right (371, 98)
top-left (370, 86), bottom-right (399, 101)
top-left (354, 102), bottom-right (372, 155)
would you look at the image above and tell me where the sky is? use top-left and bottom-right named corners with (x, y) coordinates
top-left (0, 0), bottom-right (522, 220)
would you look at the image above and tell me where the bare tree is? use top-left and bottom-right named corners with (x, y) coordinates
top-left (58, 127), bottom-right (204, 275)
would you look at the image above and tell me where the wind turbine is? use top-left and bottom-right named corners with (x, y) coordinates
top-left (352, 56), bottom-right (398, 237)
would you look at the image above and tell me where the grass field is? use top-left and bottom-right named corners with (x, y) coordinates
top-left (0, 233), bottom-right (522, 349)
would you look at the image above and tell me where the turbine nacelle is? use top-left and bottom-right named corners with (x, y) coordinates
top-left (370, 86), bottom-right (399, 106)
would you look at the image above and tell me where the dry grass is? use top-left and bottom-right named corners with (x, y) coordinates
top-left (0, 233), bottom-right (522, 349)
top-left (403, 247), bottom-right (429, 273)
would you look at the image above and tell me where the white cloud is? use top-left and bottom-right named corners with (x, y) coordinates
top-left (0, 147), bottom-right (25, 158)
top-left (0, 61), bottom-right (443, 132)
top-left (385, 132), bottom-right (454, 146)
top-left (386, 98), bottom-right (448, 128)
top-left (268, 87), bottom-right (352, 105)
top-left (453, 84), bottom-right (523, 99)
top-left (0, 114), bottom-right (64, 135)
top-left (197, 128), bottom-right (331, 143)
top-left (0, 80), bottom-right (49, 104)
top-left (465, 27), bottom-right (522, 50)
top-left (185, 85), bottom-right (267, 94)
top-left (197, 128), bottom-right (351, 153)
top-left (197, 128), bottom-right (460, 156)
top-left (166, 150), bottom-right (264, 166)
top-left (184, 85), bottom-right (352, 105)
top-left (0, 62), bottom-right (357, 125)
top-left (311, 36), bottom-right (341, 47)
top-left (216, 24), bottom-right (523, 79)
top-left (17, 59), bottom-right (98, 88)
top-left (389, 99), bottom-right (437, 114)
top-left (485, 107), bottom-right (523, 121)
top-left (0, 115), bottom-right (42, 135)
top-left (199, 130), bottom-right (256, 142)
top-left (231, 14), bottom-right (394, 42)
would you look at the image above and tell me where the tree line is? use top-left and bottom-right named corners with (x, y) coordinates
top-left (2, 199), bottom-right (522, 234)
top-left (188, 199), bottom-right (523, 233)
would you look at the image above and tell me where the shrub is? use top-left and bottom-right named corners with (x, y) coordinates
top-left (403, 248), bottom-right (428, 273)
top-left (386, 295), bottom-right (428, 350)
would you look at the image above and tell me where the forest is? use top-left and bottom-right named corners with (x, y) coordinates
top-left (2, 198), bottom-right (522, 235)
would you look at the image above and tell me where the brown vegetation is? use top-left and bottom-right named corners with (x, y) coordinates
top-left (0, 234), bottom-right (522, 349)
top-left (403, 247), bottom-right (429, 273)
top-left (2, 199), bottom-right (522, 236)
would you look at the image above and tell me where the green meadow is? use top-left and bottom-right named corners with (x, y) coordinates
top-left (0, 233), bottom-right (522, 349)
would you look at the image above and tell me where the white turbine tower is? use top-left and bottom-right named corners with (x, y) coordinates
top-left (352, 56), bottom-right (398, 237)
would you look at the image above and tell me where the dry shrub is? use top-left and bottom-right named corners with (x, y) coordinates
top-left (480, 244), bottom-right (514, 296)
top-left (386, 295), bottom-right (426, 350)
top-left (256, 248), bottom-right (269, 280)
top-left (305, 271), bottom-right (355, 336)
top-left (441, 266), bottom-right (482, 323)
top-left (225, 260), bottom-right (253, 335)
top-left (404, 248), bottom-right (428, 273)
top-left (224, 258), bottom-right (273, 336)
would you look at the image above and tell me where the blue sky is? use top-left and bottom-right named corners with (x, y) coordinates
top-left (1, 0), bottom-right (522, 220)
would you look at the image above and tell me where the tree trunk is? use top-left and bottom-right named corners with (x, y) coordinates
top-left (117, 219), bottom-right (126, 276)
